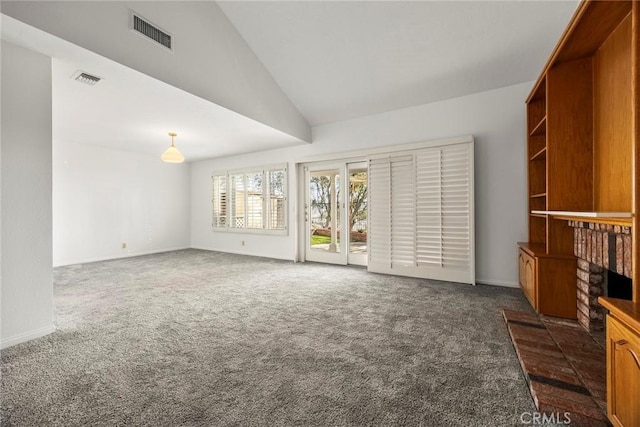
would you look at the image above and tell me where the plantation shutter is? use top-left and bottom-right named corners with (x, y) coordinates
top-left (390, 156), bottom-right (415, 268)
top-left (440, 145), bottom-right (471, 273)
top-left (212, 175), bottom-right (227, 227)
top-left (229, 174), bottom-right (245, 228)
top-left (368, 142), bottom-right (474, 284)
top-left (416, 149), bottom-right (442, 267)
top-left (245, 172), bottom-right (263, 229)
top-left (368, 159), bottom-right (392, 268)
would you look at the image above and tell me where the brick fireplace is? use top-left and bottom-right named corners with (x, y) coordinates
top-left (568, 221), bottom-right (632, 332)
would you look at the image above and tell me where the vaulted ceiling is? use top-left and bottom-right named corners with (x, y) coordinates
top-left (2, 1), bottom-right (580, 160)
top-left (218, 1), bottom-right (579, 126)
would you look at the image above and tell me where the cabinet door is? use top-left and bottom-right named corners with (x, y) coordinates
top-left (518, 249), bottom-right (536, 309)
top-left (607, 316), bottom-right (640, 427)
top-left (524, 257), bottom-right (536, 308)
top-left (518, 251), bottom-right (524, 286)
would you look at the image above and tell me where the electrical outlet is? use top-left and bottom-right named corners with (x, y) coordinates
top-left (241, 240), bottom-right (245, 246)
top-left (122, 242), bottom-right (127, 249)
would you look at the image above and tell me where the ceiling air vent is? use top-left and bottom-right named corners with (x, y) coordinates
top-left (131, 13), bottom-right (172, 51)
top-left (73, 72), bottom-right (102, 86)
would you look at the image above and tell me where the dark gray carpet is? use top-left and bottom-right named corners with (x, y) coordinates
top-left (1, 249), bottom-right (535, 426)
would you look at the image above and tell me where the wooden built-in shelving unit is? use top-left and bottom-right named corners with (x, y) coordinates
top-left (518, 1), bottom-right (639, 424)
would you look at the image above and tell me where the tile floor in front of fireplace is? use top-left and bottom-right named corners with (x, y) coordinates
top-left (503, 309), bottom-right (610, 427)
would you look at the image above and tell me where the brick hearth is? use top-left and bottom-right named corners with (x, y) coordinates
top-left (507, 221), bottom-right (632, 424)
top-left (503, 309), bottom-right (608, 426)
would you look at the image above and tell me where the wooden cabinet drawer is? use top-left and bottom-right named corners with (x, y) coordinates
top-left (607, 315), bottom-right (640, 427)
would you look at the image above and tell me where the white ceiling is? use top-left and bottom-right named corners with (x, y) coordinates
top-left (2, 14), bottom-right (304, 162)
top-left (218, 1), bottom-right (580, 126)
top-left (52, 57), bottom-right (303, 162)
top-left (3, 1), bottom-right (580, 161)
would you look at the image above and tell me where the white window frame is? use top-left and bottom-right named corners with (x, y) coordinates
top-left (212, 164), bottom-right (288, 235)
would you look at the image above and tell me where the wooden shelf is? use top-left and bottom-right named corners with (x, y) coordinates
top-left (530, 116), bottom-right (547, 136)
top-left (530, 213), bottom-right (548, 219)
top-left (518, 242), bottom-right (547, 257)
top-left (532, 210), bottom-right (632, 218)
top-left (530, 192), bottom-right (547, 199)
top-left (518, 241), bottom-right (574, 259)
top-left (530, 146), bottom-right (547, 161)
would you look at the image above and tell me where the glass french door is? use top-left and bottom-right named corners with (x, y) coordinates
top-left (305, 163), bottom-right (346, 264)
top-left (304, 161), bottom-right (368, 266)
top-left (347, 162), bottom-right (368, 266)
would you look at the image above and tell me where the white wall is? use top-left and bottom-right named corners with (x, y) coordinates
top-left (1, 1), bottom-right (310, 142)
top-left (1, 41), bottom-right (54, 348)
top-left (53, 141), bottom-right (191, 267)
top-left (192, 82), bottom-right (530, 287)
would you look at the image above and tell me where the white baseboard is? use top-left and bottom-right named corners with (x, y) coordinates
top-left (1, 324), bottom-right (56, 350)
top-left (56, 248), bottom-right (519, 288)
top-left (476, 278), bottom-right (520, 288)
top-left (190, 246), bottom-right (295, 262)
top-left (53, 246), bottom-right (191, 267)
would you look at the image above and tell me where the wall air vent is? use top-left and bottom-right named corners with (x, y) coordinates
top-left (131, 13), bottom-right (172, 51)
top-left (73, 72), bottom-right (102, 86)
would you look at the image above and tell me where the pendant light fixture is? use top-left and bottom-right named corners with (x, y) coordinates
top-left (161, 132), bottom-right (185, 163)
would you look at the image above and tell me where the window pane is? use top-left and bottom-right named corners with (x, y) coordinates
top-left (268, 169), bottom-right (285, 230)
top-left (212, 175), bottom-right (227, 227)
top-left (212, 165), bottom-right (287, 233)
top-left (349, 169), bottom-right (367, 255)
top-left (230, 174), bottom-right (245, 228)
top-left (309, 171), bottom-right (340, 251)
top-left (246, 172), bottom-right (263, 229)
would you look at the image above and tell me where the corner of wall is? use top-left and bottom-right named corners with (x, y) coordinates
top-left (0, 324), bottom-right (56, 350)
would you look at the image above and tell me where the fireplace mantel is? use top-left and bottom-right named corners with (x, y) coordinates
top-left (531, 210), bottom-right (633, 227)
